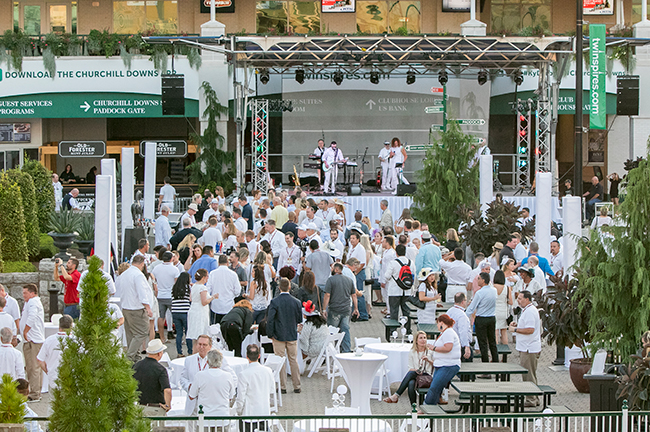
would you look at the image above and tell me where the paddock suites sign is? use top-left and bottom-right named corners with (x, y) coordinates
top-left (0, 57), bottom-right (199, 118)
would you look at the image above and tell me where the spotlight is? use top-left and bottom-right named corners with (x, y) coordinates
top-left (478, 70), bottom-right (488, 86)
top-left (259, 69), bottom-right (270, 85)
top-left (295, 69), bottom-right (305, 85)
top-left (406, 71), bottom-right (416, 85)
top-left (369, 71), bottom-right (379, 85)
top-left (333, 71), bottom-right (344, 86)
top-left (438, 70), bottom-right (448, 86)
top-left (513, 69), bottom-right (523, 86)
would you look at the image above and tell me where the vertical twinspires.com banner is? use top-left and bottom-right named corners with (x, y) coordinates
top-left (589, 24), bottom-right (607, 130)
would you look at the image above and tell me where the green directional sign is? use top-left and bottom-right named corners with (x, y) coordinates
top-left (425, 106), bottom-right (444, 114)
top-left (430, 124), bottom-right (444, 131)
top-left (433, 99), bottom-right (444, 106)
top-left (471, 137), bottom-right (486, 144)
top-left (405, 144), bottom-right (434, 151)
top-left (457, 119), bottom-right (486, 126)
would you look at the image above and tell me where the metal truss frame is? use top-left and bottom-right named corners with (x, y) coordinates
top-left (516, 99), bottom-right (533, 189)
top-left (535, 63), bottom-right (552, 175)
top-left (250, 99), bottom-right (269, 193)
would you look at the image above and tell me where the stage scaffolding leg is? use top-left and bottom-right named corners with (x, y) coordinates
top-left (536, 63), bottom-right (552, 175)
top-left (251, 99), bottom-right (270, 193)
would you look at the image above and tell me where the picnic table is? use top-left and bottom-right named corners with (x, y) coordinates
top-left (450, 381), bottom-right (544, 413)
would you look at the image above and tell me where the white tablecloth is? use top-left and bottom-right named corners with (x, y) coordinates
top-left (44, 323), bottom-right (58, 339)
top-left (307, 195), bottom-right (414, 231)
top-left (170, 356), bottom-right (250, 389)
top-left (336, 353), bottom-right (387, 415)
top-left (503, 196), bottom-right (562, 223)
top-left (364, 343), bottom-right (410, 384)
top-left (293, 418), bottom-right (392, 432)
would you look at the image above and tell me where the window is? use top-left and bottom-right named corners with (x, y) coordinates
top-left (113, 0), bottom-right (178, 34)
top-left (256, 1), bottom-right (320, 34)
top-left (13, 1), bottom-right (77, 34)
top-left (356, 1), bottom-right (420, 34)
top-left (491, 0), bottom-right (551, 34)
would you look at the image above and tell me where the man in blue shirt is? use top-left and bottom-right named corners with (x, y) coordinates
top-left (415, 232), bottom-right (442, 274)
top-left (521, 241), bottom-right (554, 276)
top-left (239, 195), bottom-right (254, 231)
top-left (466, 273), bottom-right (498, 365)
top-left (189, 245), bottom-right (218, 282)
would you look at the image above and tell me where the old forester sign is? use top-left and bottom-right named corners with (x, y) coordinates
top-left (59, 141), bottom-right (106, 157)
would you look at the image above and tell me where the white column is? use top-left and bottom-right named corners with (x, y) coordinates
top-left (460, 0), bottom-right (487, 36)
top-left (535, 172), bottom-right (552, 260)
top-left (562, 196), bottom-right (582, 277)
top-left (101, 158), bottom-right (119, 263)
top-left (479, 154), bottom-right (493, 214)
top-left (121, 148), bottom-right (135, 258)
top-left (143, 141), bottom-right (157, 221)
top-left (94, 175), bottom-right (113, 274)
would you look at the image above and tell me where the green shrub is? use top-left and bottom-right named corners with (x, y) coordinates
top-left (38, 234), bottom-right (58, 260)
top-left (6, 170), bottom-right (39, 259)
top-left (21, 159), bottom-right (55, 233)
top-left (0, 173), bottom-right (28, 262)
top-left (1, 261), bottom-right (37, 273)
top-left (0, 373), bottom-right (26, 424)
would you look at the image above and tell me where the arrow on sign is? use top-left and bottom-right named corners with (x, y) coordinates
top-left (425, 106), bottom-right (444, 114)
top-left (431, 124), bottom-right (444, 131)
top-left (366, 99), bottom-right (376, 110)
top-left (471, 137), bottom-right (486, 144)
top-left (80, 101), bottom-right (90, 112)
top-left (457, 119), bottom-right (486, 126)
top-left (433, 99), bottom-right (444, 106)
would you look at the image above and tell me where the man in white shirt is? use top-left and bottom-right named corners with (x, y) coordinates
top-left (446, 293), bottom-right (473, 363)
top-left (347, 231), bottom-right (368, 319)
top-left (37, 314), bottom-right (72, 391)
top-left (304, 206), bottom-right (325, 231)
top-left (180, 335), bottom-right (237, 415)
top-left (330, 229), bottom-right (345, 258)
top-left (439, 248), bottom-right (472, 303)
top-left (383, 245), bottom-right (413, 330)
top-left (254, 209), bottom-right (268, 236)
top-left (233, 208), bottom-right (248, 233)
top-left (131, 239), bottom-right (153, 267)
top-left (180, 203), bottom-right (198, 228)
top-left (262, 220), bottom-right (287, 269)
top-left (322, 141), bottom-right (347, 194)
top-left (526, 256), bottom-right (547, 292)
top-left (158, 176), bottom-right (177, 212)
top-left (202, 200), bottom-right (220, 223)
top-left (305, 223), bottom-right (323, 252)
top-left (199, 216), bottom-right (223, 251)
top-left (121, 255), bottom-right (154, 362)
top-left (245, 231), bottom-right (259, 258)
top-left (188, 349), bottom-right (235, 416)
top-left (512, 232), bottom-right (528, 264)
top-left (0, 297), bottom-right (17, 341)
top-left (278, 232), bottom-right (302, 275)
top-left (19, 284), bottom-right (45, 400)
top-left (155, 205), bottom-right (173, 249)
top-left (0, 285), bottom-right (20, 333)
top-left (52, 173), bottom-right (63, 212)
top-left (207, 255), bottom-right (242, 324)
top-left (235, 344), bottom-right (275, 427)
top-left (316, 199), bottom-right (335, 222)
top-left (509, 290), bottom-right (542, 407)
top-left (151, 251), bottom-right (179, 344)
top-left (549, 240), bottom-right (563, 275)
top-left (378, 142), bottom-right (392, 191)
top-left (0, 327), bottom-right (24, 379)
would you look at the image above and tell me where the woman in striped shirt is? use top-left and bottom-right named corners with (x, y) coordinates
top-left (172, 272), bottom-right (192, 357)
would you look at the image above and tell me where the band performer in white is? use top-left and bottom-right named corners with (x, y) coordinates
top-left (378, 141), bottom-right (392, 191)
top-left (322, 141), bottom-right (347, 194)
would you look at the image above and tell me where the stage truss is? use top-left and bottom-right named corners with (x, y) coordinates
top-left (250, 99), bottom-right (269, 193)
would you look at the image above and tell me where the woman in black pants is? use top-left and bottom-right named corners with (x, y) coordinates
top-left (383, 331), bottom-right (432, 405)
top-left (220, 299), bottom-right (255, 357)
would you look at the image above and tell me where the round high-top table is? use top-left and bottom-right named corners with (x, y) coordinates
top-left (335, 352), bottom-right (387, 415)
top-left (364, 343), bottom-right (411, 384)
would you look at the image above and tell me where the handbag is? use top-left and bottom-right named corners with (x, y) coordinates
top-left (408, 294), bottom-right (426, 310)
top-left (415, 372), bottom-right (432, 388)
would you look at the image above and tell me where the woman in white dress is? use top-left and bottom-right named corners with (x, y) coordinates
top-left (502, 257), bottom-right (520, 295)
top-left (244, 264), bottom-right (270, 324)
top-left (417, 268), bottom-right (442, 325)
top-left (493, 270), bottom-right (512, 344)
top-left (187, 269), bottom-right (217, 341)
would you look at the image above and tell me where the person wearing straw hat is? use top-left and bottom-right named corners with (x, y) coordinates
top-left (416, 268), bottom-right (442, 325)
top-left (133, 339), bottom-right (171, 417)
top-left (489, 242), bottom-right (503, 271)
top-left (180, 203), bottom-right (198, 228)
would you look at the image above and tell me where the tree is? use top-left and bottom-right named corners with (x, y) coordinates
top-left (6, 169), bottom-right (39, 259)
top-left (576, 143), bottom-right (650, 360)
top-left (21, 159), bottom-right (54, 233)
top-left (412, 121), bottom-right (479, 235)
top-left (0, 173), bottom-right (28, 263)
top-left (49, 256), bottom-right (149, 432)
top-left (186, 81), bottom-right (236, 195)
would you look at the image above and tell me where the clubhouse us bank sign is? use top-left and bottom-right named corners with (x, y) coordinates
top-left (0, 57), bottom-right (199, 118)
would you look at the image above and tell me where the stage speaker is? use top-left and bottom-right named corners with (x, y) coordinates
top-left (617, 75), bottom-right (639, 116)
top-left (347, 185), bottom-right (362, 196)
top-left (396, 184), bottom-right (417, 196)
top-left (162, 74), bottom-right (185, 116)
top-left (123, 227), bottom-right (146, 261)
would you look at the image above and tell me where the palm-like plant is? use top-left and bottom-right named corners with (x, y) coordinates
top-left (49, 210), bottom-right (82, 234)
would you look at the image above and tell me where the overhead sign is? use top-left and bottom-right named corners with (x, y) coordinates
top-left (59, 141), bottom-right (106, 158)
top-left (457, 119), bottom-right (486, 125)
top-left (0, 123), bottom-right (30, 143)
top-left (321, 0), bottom-right (355, 12)
top-left (431, 87), bottom-right (444, 94)
top-left (425, 106), bottom-right (444, 113)
top-left (139, 140), bottom-right (188, 158)
top-left (589, 24), bottom-right (607, 130)
top-left (200, 0), bottom-right (235, 13)
top-left (584, 0), bottom-right (612, 14)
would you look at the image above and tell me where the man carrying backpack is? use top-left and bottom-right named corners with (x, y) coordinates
top-left (384, 244), bottom-right (415, 333)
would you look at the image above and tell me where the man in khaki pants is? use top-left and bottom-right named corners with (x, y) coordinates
top-left (20, 283), bottom-right (45, 401)
top-left (121, 255), bottom-right (154, 362)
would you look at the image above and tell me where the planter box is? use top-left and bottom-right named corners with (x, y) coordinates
top-left (585, 373), bottom-right (623, 432)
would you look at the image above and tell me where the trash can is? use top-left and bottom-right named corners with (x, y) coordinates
top-left (584, 373), bottom-right (623, 432)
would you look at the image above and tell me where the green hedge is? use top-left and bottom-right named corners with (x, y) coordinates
top-left (39, 233), bottom-right (58, 260)
top-left (7, 169), bottom-right (39, 259)
top-left (0, 173), bottom-right (28, 262)
top-left (21, 159), bottom-right (54, 233)
top-left (1, 261), bottom-right (37, 273)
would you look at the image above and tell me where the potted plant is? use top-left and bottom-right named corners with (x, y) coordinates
top-left (536, 273), bottom-right (593, 393)
top-left (74, 213), bottom-right (94, 257)
top-left (0, 373), bottom-right (27, 431)
top-left (48, 210), bottom-right (81, 261)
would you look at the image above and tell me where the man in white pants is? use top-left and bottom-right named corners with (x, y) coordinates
top-left (439, 248), bottom-right (472, 303)
top-left (322, 141), bottom-right (346, 194)
top-left (378, 141), bottom-right (392, 191)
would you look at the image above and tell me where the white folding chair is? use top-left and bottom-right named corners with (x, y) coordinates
top-left (325, 343), bottom-right (347, 392)
top-left (50, 314), bottom-right (62, 326)
top-left (328, 325), bottom-right (340, 335)
top-left (354, 337), bottom-right (381, 349)
top-left (260, 335), bottom-right (273, 362)
top-left (222, 350), bottom-right (235, 357)
top-left (309, 331), bottom-right (344, 378)
top-left (325, 407), bottom-right (360, 415)
top-left (264, 354), bottom-right (286, 412)
top-left (370, 363), bottom-right (391, 401)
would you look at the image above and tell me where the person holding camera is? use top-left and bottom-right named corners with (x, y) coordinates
top-left (53, 257), bottom-right (81, 319)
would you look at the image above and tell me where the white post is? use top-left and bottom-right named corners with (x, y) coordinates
top-left (94, 175), bottom-right (113, 274)
top-left (460, 0), bottom-right (487, 36)
top-left (479, 154), bottom-right (493, 214)
top-left (535, 172), bottom-right (552, 260)
top-left (143, 142), bottom-right (157, 221)
top-left (643, 0), bottom-right (648, 22)
top-left (210, 0), bottom-right (215, 22)
top-left (101, 159), bottom-right (119, 263)
top-left (562, 196), bottom-right (582, 277)
top-left (470, 0), bottom-right (476, 21)
top-left (121, 148), bottom-right (135, 259)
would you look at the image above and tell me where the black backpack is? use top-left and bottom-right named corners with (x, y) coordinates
top-left (393, 258), bottom-right (414, 291)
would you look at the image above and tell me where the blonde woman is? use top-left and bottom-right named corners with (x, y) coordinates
top-left (223, 223), bottom-right (238, 250)
top-left (417, 268), bottom-right (441, 325)
top-left (334, 202), bottom-right (346, 226)
top-left (489, 242), bottom-right (503, 271)
top-left (395, 208), bottom-right (412, 234)
top-left (384, 331), bottom-right (432, 405)
top-left (177, 234), bottom-right (196, 266)
top-left (445, 228), bottom-right (460, 251)
top-left (214, 186), bottom-right (225, 206)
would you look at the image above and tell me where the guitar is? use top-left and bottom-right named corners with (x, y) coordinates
top-left (322, 159), bottom-right (349, 173)
top-left (292, 164), bottom-right (301, 187)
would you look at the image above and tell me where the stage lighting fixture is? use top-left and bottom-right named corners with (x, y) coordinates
top-left (295, 69), bottom-right (305, 84)
top-left (333, 71), bottom-right (344, 86)
top-left (259, 69), bottom-right (270, 85)
top-left (406, 71), bottom-right (416, 85)
top-left (478, 70), bottom-right (488, 86)
top-left (513, 69), bottom-right (523, 86)
top-left (370, 71), bottom-right (380, 85)
top-left (438, 70), bottom-right (448, 86)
